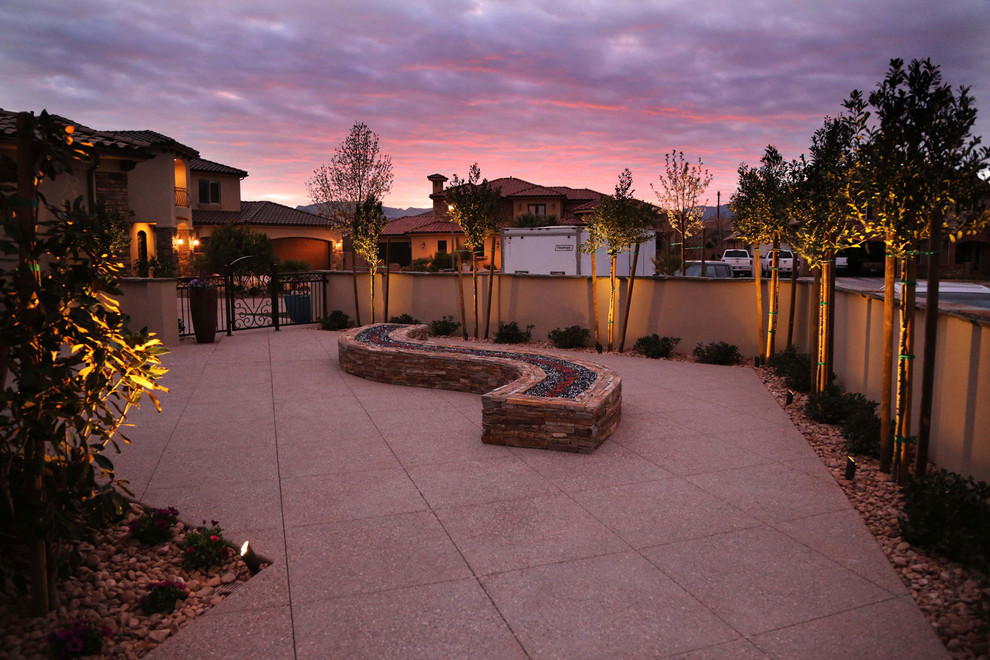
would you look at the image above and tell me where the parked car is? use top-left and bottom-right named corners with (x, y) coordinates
top-left (675, 261), bottom-right (734, 278)
top-left (760, 249), bottom-right (796, 276)
top-left (720, 249), bottom-right (753, 277)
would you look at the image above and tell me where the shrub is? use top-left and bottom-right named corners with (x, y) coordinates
top-left (389, 313), bottom-right (420, 324)
top-left (494, 321), bottom-right (534, 344)
top-left (180, 520), bottom-right (235, 571)
top-left (804, 384), bottom-right (850, 425)
top-left (693, 341), bottom-right (742, 365)
top-left (140, 580), bottom-right (188, 615)
top-left (633, 334), bottom-right (680, 359)
top-left (129, 506), bottom-right (179, 545)
top-left (405, 256), bottom-right (433, 272)
top-left (900, 469), bottom-right (990, 570)
top-left (429, 315), bottom-right (461, 336)
top-left (318, 310), bottom-right (353, 331)
top-left (841, 393), bottom-right (882, 458)
top-left (547, 325), bottom-right (589, 349)
top-left (278, 258), bottom-right (311, 272)
top-left (47, 620), bottom-right (113, 660)
top-left (766, 346), bottom-right (812, 392)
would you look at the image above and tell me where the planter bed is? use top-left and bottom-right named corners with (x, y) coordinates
top-left (338, 324), bottom-right (622, 453)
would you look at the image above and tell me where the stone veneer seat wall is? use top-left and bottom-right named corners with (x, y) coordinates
top-left (338, 324), bottom-right (622, 453)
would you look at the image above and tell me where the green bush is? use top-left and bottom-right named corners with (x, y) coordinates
top-left (693, 341), bottom-right (742, 365)
top-left (547, 325), bottom-right (589, 349)
top-left (180, 520), bottom-right (235, 571)
top-left (841, 393), bottom-right (883, 458)
top-left (494, 321), bottom-right (534, 344)
top-left (405, 256), bottom-right (433, 272)
top-left (900, 469), bottom-right (990, 571)
top-left (804, 384), bottom-right (850, 425)
top-left (766, 346), bottom-right (812, 392)
top-left (634, 334), bottom-right (680, 359)
top-left (318, 310), bottom-right (353, 331)
top-left (278, 258), bottom-right (311, 272)
top-left (429, 315), bottom-right (461, 336)
top-left (389, 313), bottom-right (421, 324)
top-left (129, 506), bottom-right (179, 545)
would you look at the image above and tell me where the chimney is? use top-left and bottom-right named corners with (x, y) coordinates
top-left (428, 173), bottom-right (448, 220)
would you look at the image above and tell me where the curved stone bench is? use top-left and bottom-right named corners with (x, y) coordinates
top-left (338, 324), bottom-right (622, 453)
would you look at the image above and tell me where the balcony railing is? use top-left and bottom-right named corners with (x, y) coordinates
top-left (175, 187), bottom-right (189, 207)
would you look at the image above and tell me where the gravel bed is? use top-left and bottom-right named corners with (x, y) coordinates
top-left (756, 366), bottom-right (989, 659)
top-left (1, 503), bottom-right (266, 659)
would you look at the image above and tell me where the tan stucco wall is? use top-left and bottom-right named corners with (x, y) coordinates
top-left (128, 154), bottom-right (176, 229)
top-left (321, 271), bottom-right (989, 481)
top-left (192, 173), bottom-right (241, 212)
top-left (118, 278), bottom-right (179, 346)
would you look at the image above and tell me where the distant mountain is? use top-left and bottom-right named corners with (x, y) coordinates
top-left (295, 204), bottom-right (430, 220)
top-left (701, 204), bottom-right (734, 220)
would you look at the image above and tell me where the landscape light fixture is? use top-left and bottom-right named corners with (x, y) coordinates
top-left (240, 540), bottom-right (261, 575)
top-left (845, 456), bottom-right (857, 481)
top-left (785, 390), bottom-right (794, 406)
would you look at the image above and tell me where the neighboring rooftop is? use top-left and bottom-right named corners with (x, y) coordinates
top-left (190, 157), bottom-right (248, 178)
top-left (193, 200), bottom-right (340, 227)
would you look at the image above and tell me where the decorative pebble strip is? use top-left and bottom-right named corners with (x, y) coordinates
top-left (338, 324), bottom-right (622, 453)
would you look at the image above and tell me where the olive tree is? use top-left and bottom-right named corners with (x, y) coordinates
top-left (652, 150), bottom-right (713, 276)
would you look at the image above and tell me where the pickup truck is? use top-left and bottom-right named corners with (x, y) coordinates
top-left (760, 249), bottom-right (796, 276)
top-left (720, 249), bottom-right (753, 277)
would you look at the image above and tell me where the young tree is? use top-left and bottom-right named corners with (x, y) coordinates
top-left (790, 116), bottom-right (868, 393)
top-left (446, 164), bottom-right (502, 339)
top-left (729, 146), bottom-right (794, 361)
top-left (307, 122), bottom-right (393, 326)
top-left (848, 59), bottom-right (990, 480)
top-left (204, 223), bottom-right (275, 274)
top-left (652, 150), bottom-right (713, 276)
top-left (1, 112), bottom-right (168, 614)
top-left (351, 195), bottom-right (389, 323)
top-left (585, 169), bottom-right (655, 351)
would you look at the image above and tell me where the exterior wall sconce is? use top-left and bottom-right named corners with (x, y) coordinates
top-left (192, 238), bottom-right (200, 247)
top-left (176, 237), bottom-right (184, 246)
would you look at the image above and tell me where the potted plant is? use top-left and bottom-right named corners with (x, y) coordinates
top-left (188, 278), bottom-right (218, 343)
top-left (283, 282), bottom-right (312, 323)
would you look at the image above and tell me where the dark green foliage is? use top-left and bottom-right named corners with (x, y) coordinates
top-left (766, 346), bottom-right (812, 392)
top-left (140, 581), bottom-right (188, 614)
top-left (318, 310), bottom-right (353, 331)
top-left (515, 213), bottom-right (559, 227)
top-left (429, 315), bottom-right (461, 336)
top-left (278, 258), bottom-right (311, 272)
top-left (900, 469), bottom-right (990, 571)
top-left (693, 341), bottom-right (742, 365)
top-left (204, 224), bottom-right (275, 274)
top-left (547, 325), bottom-right (590, 349)
top-left (633, 334), bottom-right (681, 359)
top-left (494, 321), bottom-right (534, 344)
top-left (804, 384), bottom-right (851, 424)
top-left (129, 506), bottom-right (179, 545)
top-left (389, 313), bottom-right (420, 324)
top-left (180, 521), bottom-right (234, 571)
top-left (841, 393), bottom-right (883, 458)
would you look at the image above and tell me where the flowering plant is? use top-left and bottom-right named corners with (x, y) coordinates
top-left (129, 506), bottom-right (179, 545)
top-left (140, 580), bottom-right (188, 614)
top-left (47, 620), bottom-right (113, 659)
top-left (188, 278), bottom-right (216, 288)
top-left (181, 520), bottom-right (234, 570)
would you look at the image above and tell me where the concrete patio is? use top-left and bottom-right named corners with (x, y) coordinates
top-left (115, 326), bottom-right (947, 659)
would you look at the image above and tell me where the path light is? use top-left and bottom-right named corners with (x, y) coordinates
top-left (240, 540), bottom-right (261, 575)
top-left (785, 389), bottom-right (794, 406)
top-left (845, 456), bottom-right (857, 480)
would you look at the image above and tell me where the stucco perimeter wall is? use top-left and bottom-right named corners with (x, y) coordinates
top-left (118, 277), bottom-right (180, 347)
top-left (323, 270), bottom-right (988, 481)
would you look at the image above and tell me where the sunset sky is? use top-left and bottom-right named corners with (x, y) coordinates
top-left (2, 0), bottom-right (988, 210)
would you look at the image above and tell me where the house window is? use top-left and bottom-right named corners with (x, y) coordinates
top-left (199, 179), bottom-right (221, 205)
top-left (528, 204), bottom-right (546, 216)
top-left (437, 240), bottom-right (447, 254)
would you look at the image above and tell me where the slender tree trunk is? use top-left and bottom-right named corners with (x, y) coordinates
top-left (810, 266), bottom-right (821, 393)
top-left (351, 247), bottom-right (362, 326)
top-left (817, 260), bottom-right (831, 392)
top-left (15, 114), bottom-right (49, 615)
top-left (786, 252), bottom-right (799, 348)
top-left (590, 250), bottom-right (601, 352)
top-left (916, 211), bottom-right (943, 479)
top-left (618, 243), bottom-right (640, 352)
top-left (680, 227), bottom-right (687, 277)
top-left (471, 253), bottom-right (479, 338)
top-left (893, 257), bottom-right (917, 486)
top-left (369, 267), bottom-right (376, 324)
top-left (484, 234), bottom-right (496, 339)
top-left (753, 246), bottom-right (764, 362)
top-left (765, 237), bottom-right (780, 360)
top-left (455, 245), bottom-right (468, 340)
top-left (880, 246), bottom-right (896, 473)
top-left (607, 256), bottom-right (617, 351)
top-left (384, 240), bottom-right (391, 321)
top-left (826, 251), bottom-right (837, 380)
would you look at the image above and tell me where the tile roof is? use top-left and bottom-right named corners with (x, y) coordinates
top-left (190, 157), bottom-right (248, 177)
top-left (382, 212), bottom-right (462, 237)
top-left (194, 201), bottom-right (342, 228)
top-left (110, 130), bottom-right (198, 158)
top-left (0, 109), bottom-right (152, 156)
top-left (548, 186), bottom-right (603, 202)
